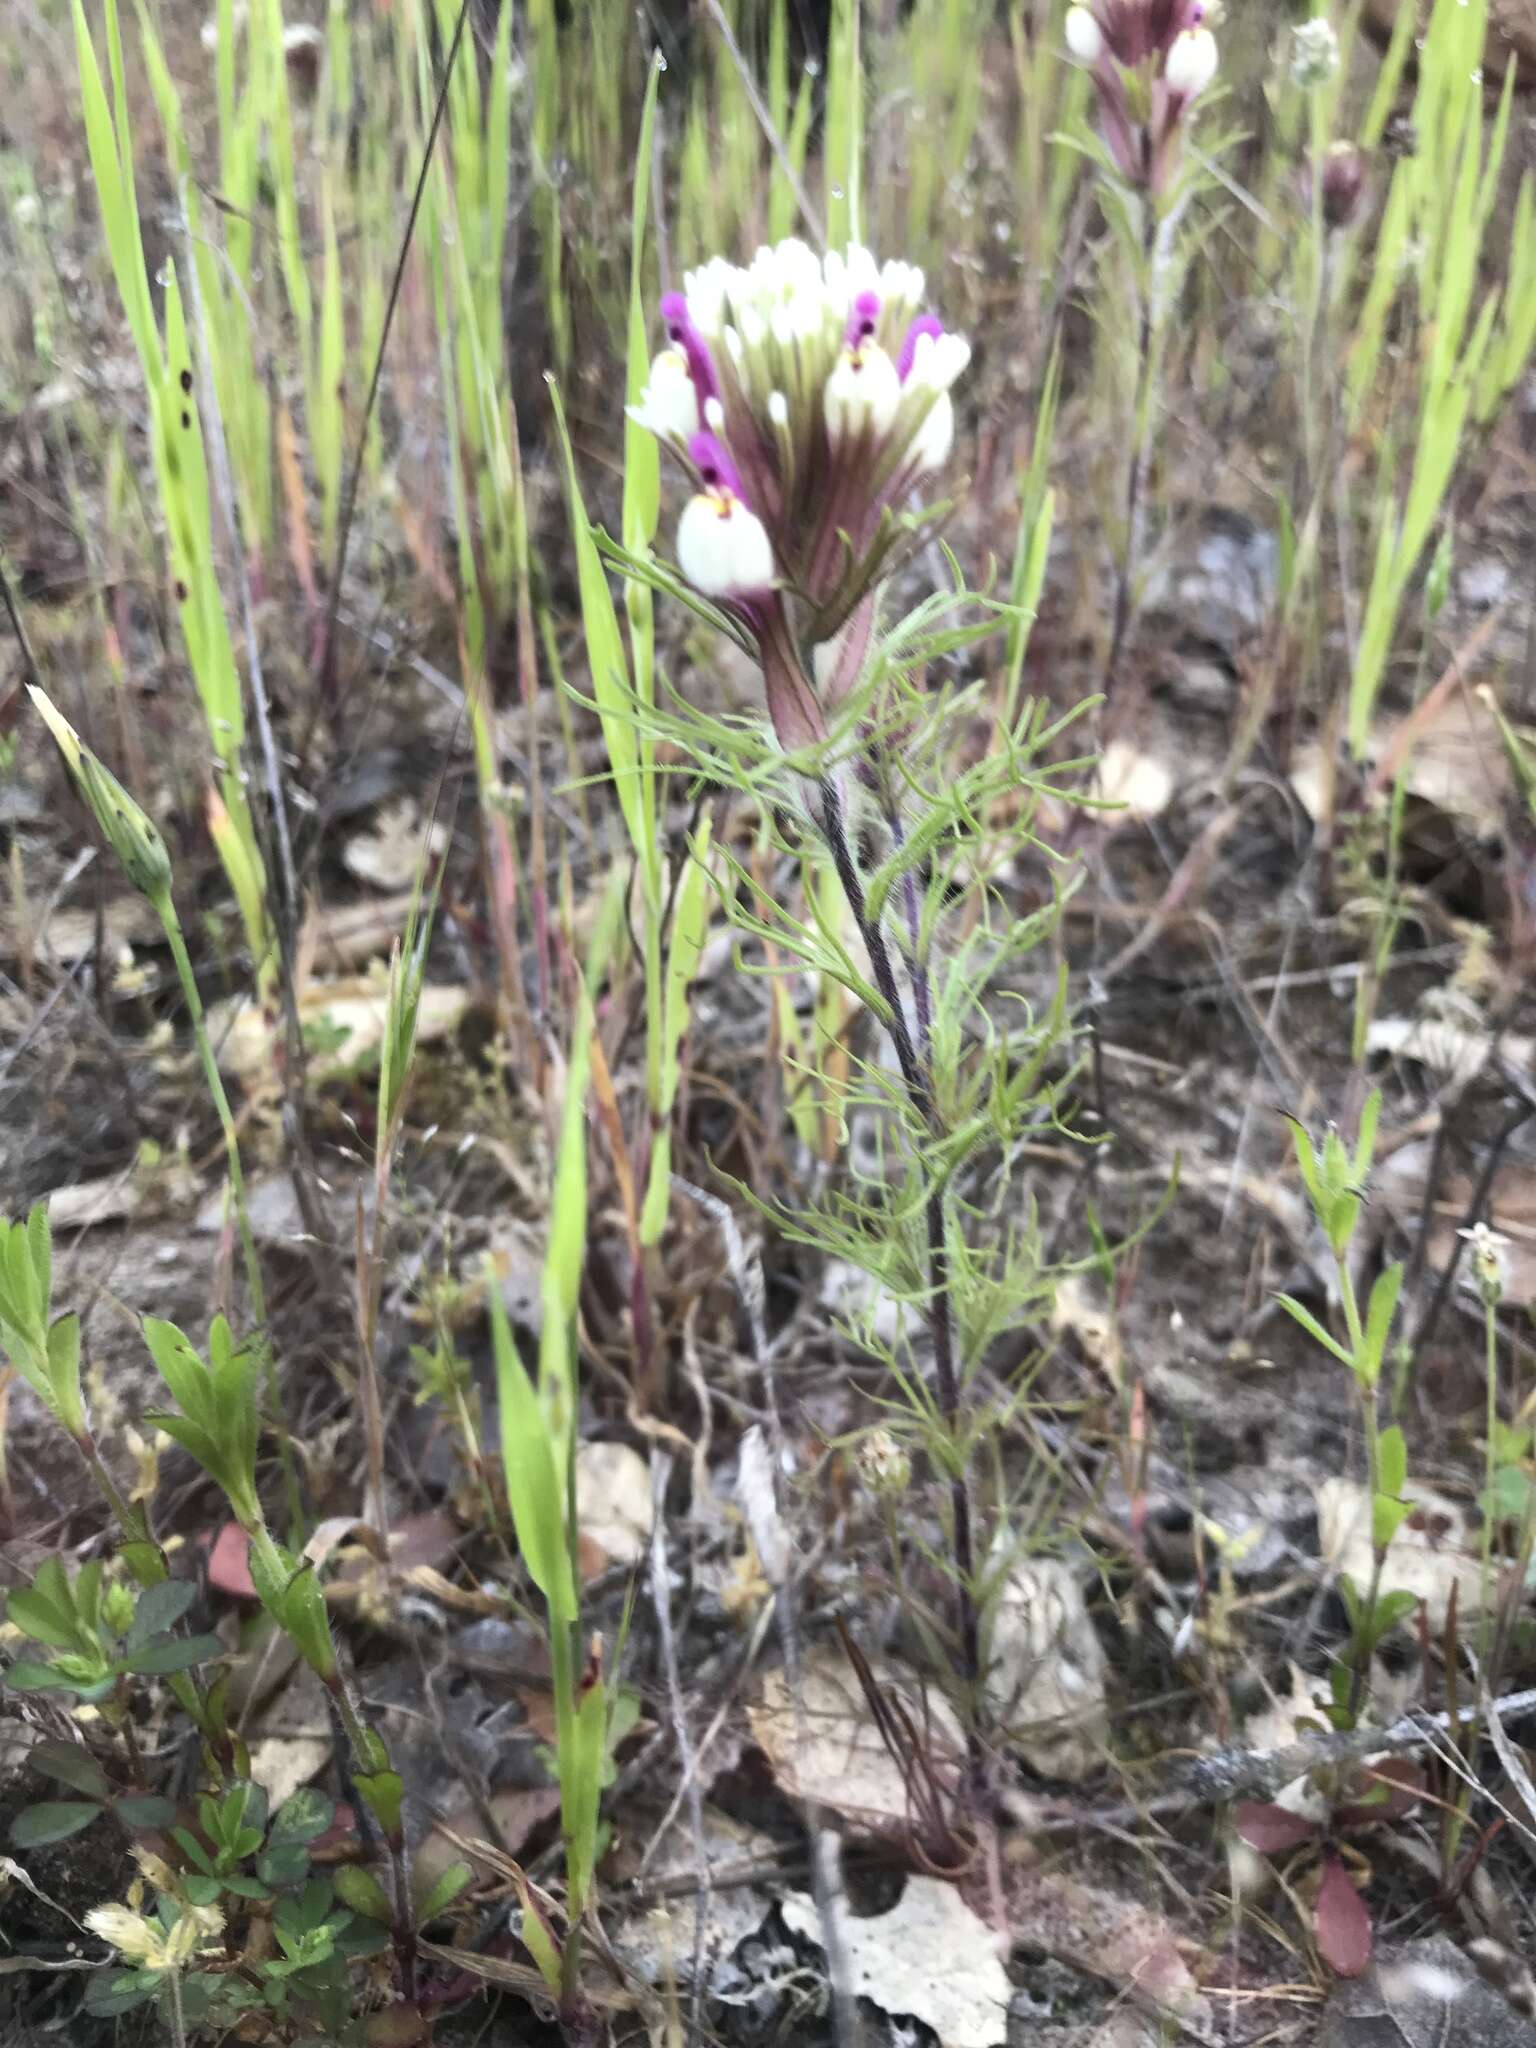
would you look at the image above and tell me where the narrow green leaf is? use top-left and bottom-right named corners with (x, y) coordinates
top-left (1377, 1424), bottom-right (1408, 1501)
top-left (416, 1859), bottom-right (473, 1925)
top-left (549, 378), bottom-right (644, 864)
top-left (1359, 1263), bottom-right (1404, 1389)
top-left (1274, 1294), bottom-right (1354, 1369)
top-left (489, 1283), bottom-right (576, 1624)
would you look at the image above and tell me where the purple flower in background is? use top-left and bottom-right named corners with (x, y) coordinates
top-left (1064, 0), bottom-right (1219, 191)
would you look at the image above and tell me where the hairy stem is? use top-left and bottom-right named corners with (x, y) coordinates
top-left (816, 777), bottom-right (981, 1731)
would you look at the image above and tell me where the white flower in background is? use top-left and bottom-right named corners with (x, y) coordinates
top-left (1459, 1221), bottom-right (1510, 1306)
top-left (909, 391), bottom-right (956, 474)
top-left (1062, 0), bottom-right (1221, 189)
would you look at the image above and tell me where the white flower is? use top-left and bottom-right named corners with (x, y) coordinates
top-left (87, 1905), bottom-right (169, 1967)
top-left (824, 343), bottom-right (902, 443)
top-left (908, 390), bottom-right (955, 473)
top-left (1164, 25), bottom-right (1219, 97)
top-left (1290, 16), bottom-right (1340, 88)
top-left (628, 348), bottom-right (700, 443)
top-left (1064, 5), bottom-right (1104, 64)
top-left (907, 328), bottom-right (972, 395)
top-left (677, 491), bottom-right (775, 599)
top-left (1459, 1221), bottom-right (1510, 1304)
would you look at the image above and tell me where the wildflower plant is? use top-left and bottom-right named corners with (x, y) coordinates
top-left (1064, 0), bottom-right (1219, 195)
top-left (609, 235), bottom-right (1092, 1774)
top-left (1278, 1094), bottom-right (1411, 1722)
top-left (1062, 0), bottom-right (1224, 698)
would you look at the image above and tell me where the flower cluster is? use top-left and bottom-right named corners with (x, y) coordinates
top-left (629, 239), bottom-right (970, 751)
top-left (1064, 0), bottom-right (1220, 191)
top-left (86, 1900), bottom-right (225, 1972)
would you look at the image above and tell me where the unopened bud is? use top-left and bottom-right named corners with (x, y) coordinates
top-left (102, 1581), bottom-right (135, 1639)
top-left (1319, 140), bottom-right (1367, 229)
top-left (29, 688), bottom-right (173, 904)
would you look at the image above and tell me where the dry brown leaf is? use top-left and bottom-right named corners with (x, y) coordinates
top-left (783, 1878), bottom-right (1010, 2048)
top-left (5, 896), bottom-right (158, 966)
top-left (574, 1442), bottom-right (652, 1573)
top-left (1316, 1477), bottom-right (1488, 1630)
top-left (1365, 998), bottom-right (1533, 1090)
top-left (985, 1557), bottom-right (1108, 1782)
top-left (748, 1646), bottom-right (964, 1840)
top-left (1096, 738), bottom-right (1174, 822)
top-left (608, 1807), bottom-right (777, 1990)
top-left (46, 1174), bottom-right (144, 1230)
top-left (212, 977), bottom-right (467, 1085)
top-left (300, 892), bottom-right (418, 973)
top-left (412, 1785), bottom-right (561, 1911)
top-left (248, 1733), bottom-right (332, 1807)
top-left (999, 1860), bottom-right (1211, 2027)
top-left (1387, 687), bottom-right (1513, 839)
top-left (344, 800), bottom-right (447, 892)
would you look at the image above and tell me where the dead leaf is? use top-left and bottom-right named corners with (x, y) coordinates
top-left (300, 893), bottom-right (418, 974)
top-left (783, 1877), bottom-right (1010, 2048)
top-left (1365, 999), bottom-right (1533, 1090)
top-left (46, 1174), bottom-right (144, 1230)
top-left (4, 896), bottom-right (158, 966)
top-left (211, 977), bottom-right (467, 1085)
top-left (248, 1733), bottom-right (332, 1808)
top-left (985, 1557), bottom-right (1108, 1781)
top-left (413, 1785), bottom-right (561, 1911)
top-left (748, 1646), bottom-right (964, 1842)
top-left (344, 800), bottom-right (447, 892)
top-left (608, 1807), bottom-right (777, 1991)
top-left (999, 1860), bottom-right (1211, 2026)
top-left (1096, 738), bottom-right (1173, 822)
top-left (1316, 1476), bottom-right (1489, 1629)
top-left (1315, 1855), bottom-right (1373, 1978)
top-left (574, 1442), bottom-right (652, 1574)
top-left (1050, 1277), bottom-right (1123, 1390)
top-left (1383, 687), bottom-right (1513, 840)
